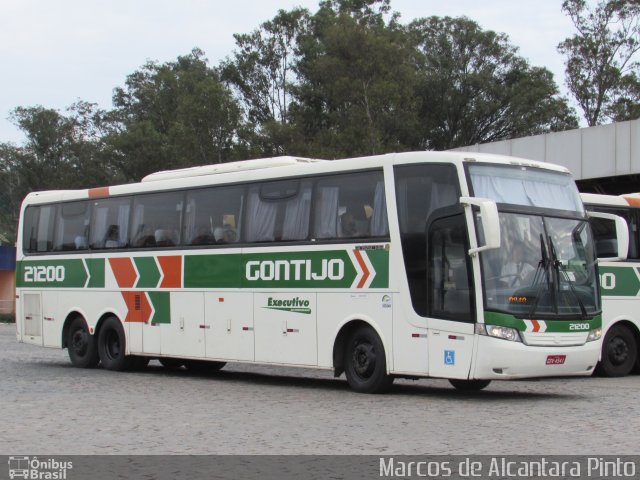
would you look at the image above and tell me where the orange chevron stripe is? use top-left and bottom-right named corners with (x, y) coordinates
top-left (531, 319), bottom-right (540, 333)
top-left (109, 258), bottom-right (137, 288)
top-left (88, 186), bottom-right (110, 198)
top-left (623, 195), bottom-right (640, 207)
top-left (121, 291), bottom-right (152, 323)
top-left (158, 255), bottom-right (182, 288)
top-left (353, 250), bottom-right (370, 289)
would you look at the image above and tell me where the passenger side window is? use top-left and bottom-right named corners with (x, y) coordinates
top-left (394, 164), bottom-right (460, 317)
top-left (22, 207), bottom-right (39, 253)
top-left (90, 197), bottom-right (131, 249)
top-left (52, 201), bottom-right (90, 251)
top-left (245, 180), bottom-right (312, 242)
top-left (183, 186), bottom-right (244, 245)
top-left (36, 205), bottom-right (56, 253)
top-left (588, 206), bottom-right (638, 260)
top-left (428, 213), bottom-right (473, 321)
top-left (130, 192), bottom-right (183, 248)
top-left (313, 171), bottom-right (388, 240)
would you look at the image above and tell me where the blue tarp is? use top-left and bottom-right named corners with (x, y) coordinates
top-left (0, 246), bottom-right (16, 270)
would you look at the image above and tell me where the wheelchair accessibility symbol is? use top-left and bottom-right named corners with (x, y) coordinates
top-left (444, 350), bottom-right (455, 366)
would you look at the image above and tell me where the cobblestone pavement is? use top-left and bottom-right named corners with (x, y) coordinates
top-left (1, 323), bottom-right (638, 455)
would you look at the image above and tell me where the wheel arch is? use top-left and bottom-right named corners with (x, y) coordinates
top-left (61, 311), bottom-right (88, 348)
top-left (94, 311), bottom-right (123, 341)
top-left (331, 317), bottom-right (389, 378)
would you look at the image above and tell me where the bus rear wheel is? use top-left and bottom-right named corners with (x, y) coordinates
top-left (449, 379), bottom-right (491, 391)
top-left (67, 316), bottom-right (99, 368)
top-left (97, 316), bottom-right (137, 371)
top-left (596, 325), bottom-right (637, 377)
top-left (344, 326), bottom-right (394, 393)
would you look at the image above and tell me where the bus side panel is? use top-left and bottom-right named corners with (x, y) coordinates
top-left (254, 292), bottom-right (317, 366)
top-left (391, 293), bottom-right (428, 375)
top-left (42, 290), bottom-right (60, 348)
top-left (18, 291), bottom-right (43, 346)
top-left (599, 263), bottom-right (640, 337)
top-left (162, 291), bottom-right (205, 359)
top-left (317, 292), bottom-right (392, 370)
top-left (204, 291), bottom-right (254, 362)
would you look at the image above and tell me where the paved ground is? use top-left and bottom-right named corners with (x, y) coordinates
top-left (1, 323), bottom-right (638, 455)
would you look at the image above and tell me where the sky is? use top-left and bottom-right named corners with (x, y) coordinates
top-left (0, 0), bottom-right (578, 144)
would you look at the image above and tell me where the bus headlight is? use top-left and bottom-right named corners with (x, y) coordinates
top-left (587, 328), bottom-right (602, 342)
top-left (475, 324), bottom-right (522, 342)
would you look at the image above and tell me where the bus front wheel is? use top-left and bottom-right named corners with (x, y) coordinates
top-left (596, 325), bottom-right (637, 377)
top-left (344, 326), bottom-right (394, 393)
top-left (97, 316), bottom-right (136, 371)
top-left (67, 316), bottom-right (99, 368)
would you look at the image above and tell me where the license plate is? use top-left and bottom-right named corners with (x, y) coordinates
top-left (546, 355), bottom-right (566, 365)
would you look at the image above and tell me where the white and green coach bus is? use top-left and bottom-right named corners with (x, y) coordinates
top-left (582, 192), bottom-right (639, 377)
top-left (16, 152), bottom-right (611, 393)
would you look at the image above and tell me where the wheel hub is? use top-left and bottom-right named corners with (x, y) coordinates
top-left (71, 330), bottom-right (88, 355)
top-left (353, 342), bottom-right (376, 378)
top-left (608, 336), bottom-right (629, 366)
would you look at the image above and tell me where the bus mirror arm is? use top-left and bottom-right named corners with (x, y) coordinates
top-left (459, 196), bottom-right (501, 256)
top-left (586, 211), bottom-right (629, 262)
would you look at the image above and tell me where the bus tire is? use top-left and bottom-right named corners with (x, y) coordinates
top-left (97, 316), bottom-right (135, 371)
top-left (67, 316), bottom-right (99, 368)
top-left (596, 324), bottom-right (637, 377)
top-left (449, 379), bottom-right (491, 391)
top-left (159, 358), bottom-right (184, 369)
top-left (183, 360), bottom-right (226, 372)
top-left (344, 326), bottom-right (394, 393)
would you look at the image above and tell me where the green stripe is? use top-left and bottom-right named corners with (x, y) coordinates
top-left (85, 258), bottom-right (105, 288)
top-left (599, 265), bottom-right (640, 297)
top-left (134, 257), bottom-right (161, 288)
top-left (148, 292), bottom-right (170, 324)
top-left (16, 259), bottom-right (88, 288)
top-left (484, 311), bottom-right (602, 332)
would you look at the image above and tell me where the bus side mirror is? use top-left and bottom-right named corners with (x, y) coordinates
top-left (460, 196), bottom-right (500, 256)
top-left (586, 211), bottom-right (629, 261)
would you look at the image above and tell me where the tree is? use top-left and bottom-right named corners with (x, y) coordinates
top-left (221, 9), bottom-right (310, 156)
top-left (0, 104), bottom-right (113, 243)
top-left (291, 0), bottom-right (418, 157)
top-left (410, 16), bottom-right (578, 151)
top-left (107, 49), bottom-right (244, 181)
top-left (558, 0), bottom-right (640, 125)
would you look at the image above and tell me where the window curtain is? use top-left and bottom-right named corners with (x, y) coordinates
top-left (282, 184), bottom-right (311, 240)
top-left (370, 181), bottom-right (388, 236)
top-left (245, 189), bottom-right (277, 242)
top-left (314, 186), bottom-right (339, 239)
top-left (91, 207), bottom-right (109, 248)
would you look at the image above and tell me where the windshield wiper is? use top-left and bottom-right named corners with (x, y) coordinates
top-left (528, 233), bottom-right (552, 318)
top-left (548, 235), bottom-right (589, 320)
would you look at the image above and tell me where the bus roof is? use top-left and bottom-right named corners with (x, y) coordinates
top-left (581, 192), bottom-right (640, 208)
top-left (22, 151), bottom-right (571, 205)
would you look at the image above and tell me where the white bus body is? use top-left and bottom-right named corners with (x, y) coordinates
top-left (15, 152), bottom-right (605, 392)
top-left (582, 192), bottom-right (640, 377)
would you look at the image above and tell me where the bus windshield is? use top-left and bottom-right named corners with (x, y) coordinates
top-left (468, 164), bottom-right (583, 213)
top-left (479, 213), bottom-right (599, 318)
top-left (468, 164), bottom-right (599, 318)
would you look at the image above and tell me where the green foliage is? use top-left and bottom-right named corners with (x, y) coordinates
top-left (108, 48), bottom-right (243, 181)
top-left (558, 0), bottom-right (640, 125)
top-left (290, 0), bottom-right (417, 157)
top-left (410, 16), bottom-right (578, 151)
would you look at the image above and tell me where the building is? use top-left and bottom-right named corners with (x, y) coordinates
top-left (0, 246), bottom-right (16, 316)
top-left (451, 118), bottom-right (640, 194)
